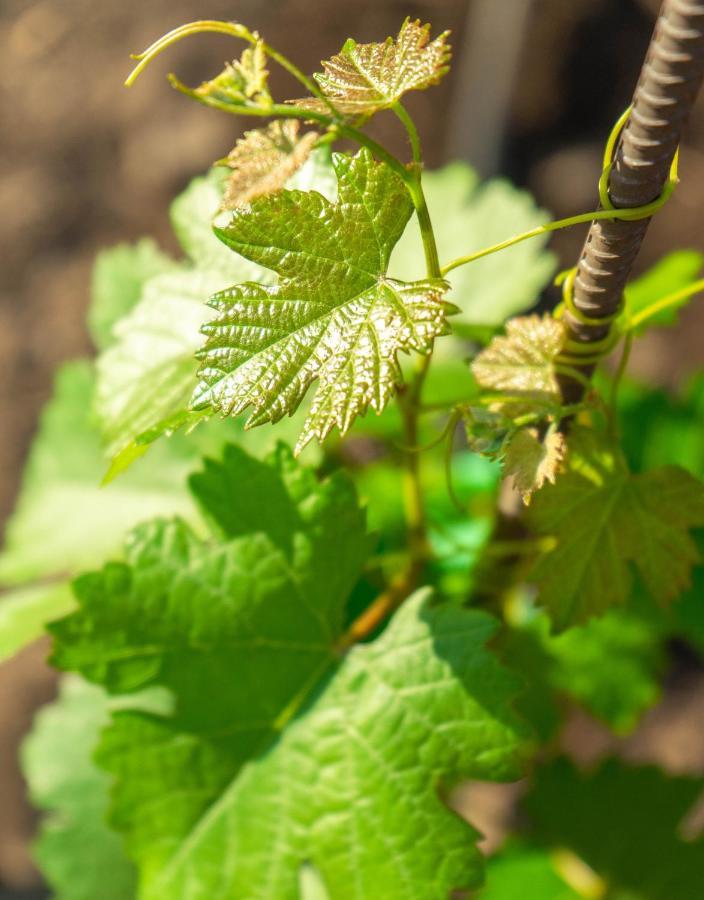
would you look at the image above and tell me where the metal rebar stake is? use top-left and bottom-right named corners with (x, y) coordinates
top-left (560, 0), bottom-right (704, 402)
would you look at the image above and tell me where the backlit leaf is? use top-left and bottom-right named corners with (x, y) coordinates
top-left (296, 18), bottom-right (450, 116)
top-left (471, 315), bottom-right (566, 400)
top-left (502, 427), bottom-right (566, 504)
top-left (526, 429), bottom-right (704, 627)
top-left (221, 120), bottom-right (318, 209)
top-left (194, 149), bottom-right (452, 452)
top-left (194, 39), bottom-right (271, 109)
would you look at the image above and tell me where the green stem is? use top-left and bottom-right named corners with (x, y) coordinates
top-left (392, 102), bottom-right (422, 165)
top-left (440, 204), bottom-right (681, 278)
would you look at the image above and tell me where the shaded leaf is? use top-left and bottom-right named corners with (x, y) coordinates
top-left (500, 600), bottom-right (663, 739)
top-left (221, 120), bottom-right (318, 209)
top-left (194, 149), bottom-right (451, 452)
top-left (297, 18), bottom-right (450, 116)
top-left (527, 429), bottom-right (704, 627)
top-left (502, 427), bottom-right (566, 504)
top-left (21, 678), bottom-right (137, 900)
top-left (471, 315), bottom-right (565, 400)
top-left (524, 758), bottom-right (704, 900)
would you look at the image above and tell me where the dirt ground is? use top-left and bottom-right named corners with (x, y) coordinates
top-left (1, 0), bottom-right (703, 894)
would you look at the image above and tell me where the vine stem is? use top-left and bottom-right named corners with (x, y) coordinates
top-left (128, 19), bottom-right (445, 648)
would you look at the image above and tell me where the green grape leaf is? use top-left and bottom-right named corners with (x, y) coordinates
top-left (389, 163), bottom-right (556, 325)
top-left (502, 427), bottom-right (566, 504)
top-left (295, 18), bottom-right (451, 116)
top-left (471, 315), bottom-right (566, 401)
top-left (50, 446), bottom-right (530, 898)
top-left (526, 429), bottom-right (704, 628)
top-left (89, 238), bottom-right (177, 351)
top-left (0, 583), bottom-right (76, 664)
top-left (95, 170), bottom-right (274, 465)
top-left (193, 39), bottom-right (271, 109)
top-left (194, 149), bottom-right (452, 452)
top-left (524, 758), bottom-right (704, 900)
top-left (0, 361), bottom-right (198, 588)
top-left (169, 169), bottom-right (270, 282)
top-left (220, 120), bottom-right (319, 209)
top-left (500, 603), bottom-right (663, 738)
top-left (21, 677), bottom-right (137, 900)
top-left (624, 249), bottom-right (704, 334)
top-left (480, 841), bottom-right (581, 899)
top-left (96, 269), bottom-right (227, 459)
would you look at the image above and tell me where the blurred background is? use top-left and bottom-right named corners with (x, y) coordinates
top-left (1, 0), bottom-right (703, 896)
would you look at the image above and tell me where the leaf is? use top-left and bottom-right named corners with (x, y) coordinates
top-left (296, 18), bottom-right (451, 116)
top-left (502, 427), bottom-right (566, 504)
top-left (625, 249), bottom-right (704, 334)
top-left (194, 149), bottom-right (452, 452)
top-left (95, 170), bottom-right (274, 463)
top-left (0, 583), bottom-right (76, 663)
top-left (523, 758), bottom-right (704, 900)
top-left (96, 269), bottom-right (227, 458)
top-left (194, 39), bottom-right (271, 109)
top-left (0, 361), bottom-right (198, 587)
top-left (526, 429), bottom-right (704, 627)
top-left (169, 168), bottom-right (270, 282)
top-left (89, 238), bottom-right (177, 351)
top-left (500, 601), bottom-right (663, 738)
top-left (617, 375), bottom-right (704, 479)
top-left (21, 677), bottom-right (137, 900)
top-left (221, 120), bottom-right (318, 209)
top-left (389, 163), bottom-right (556, 326)
top-left (471, 315), bottom-right (566, 400)
top-left (481, 841), bottom-right (581, 899)
top-left (50, 445), bottom-right (531, 898)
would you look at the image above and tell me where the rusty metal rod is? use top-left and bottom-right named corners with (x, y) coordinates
top-left (560, 0), bottom-right (704, 402)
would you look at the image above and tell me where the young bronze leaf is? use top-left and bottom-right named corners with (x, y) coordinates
top-left (295, 18), bottom-right (451, 116)
top-left (194, 39), bottom-right (271, 109)
top-left (527, 429), bottom-right (704, 628)
top-left (471, 314), bottom-right (566, 401)
top-left (221, 121), bottom-right (318, 209)
top-left (503, 427), bottom-right (566, 504)
top-left (192, 149), bottom-right (451, 452)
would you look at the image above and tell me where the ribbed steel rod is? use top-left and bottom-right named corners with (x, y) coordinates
top-left (560, 0), bottom-right (704, 402)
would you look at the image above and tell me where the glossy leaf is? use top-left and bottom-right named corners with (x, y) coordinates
top-left (194, 149), bottom-right (451, 452)
top-left (297, 18), bottom-right (450, 116)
